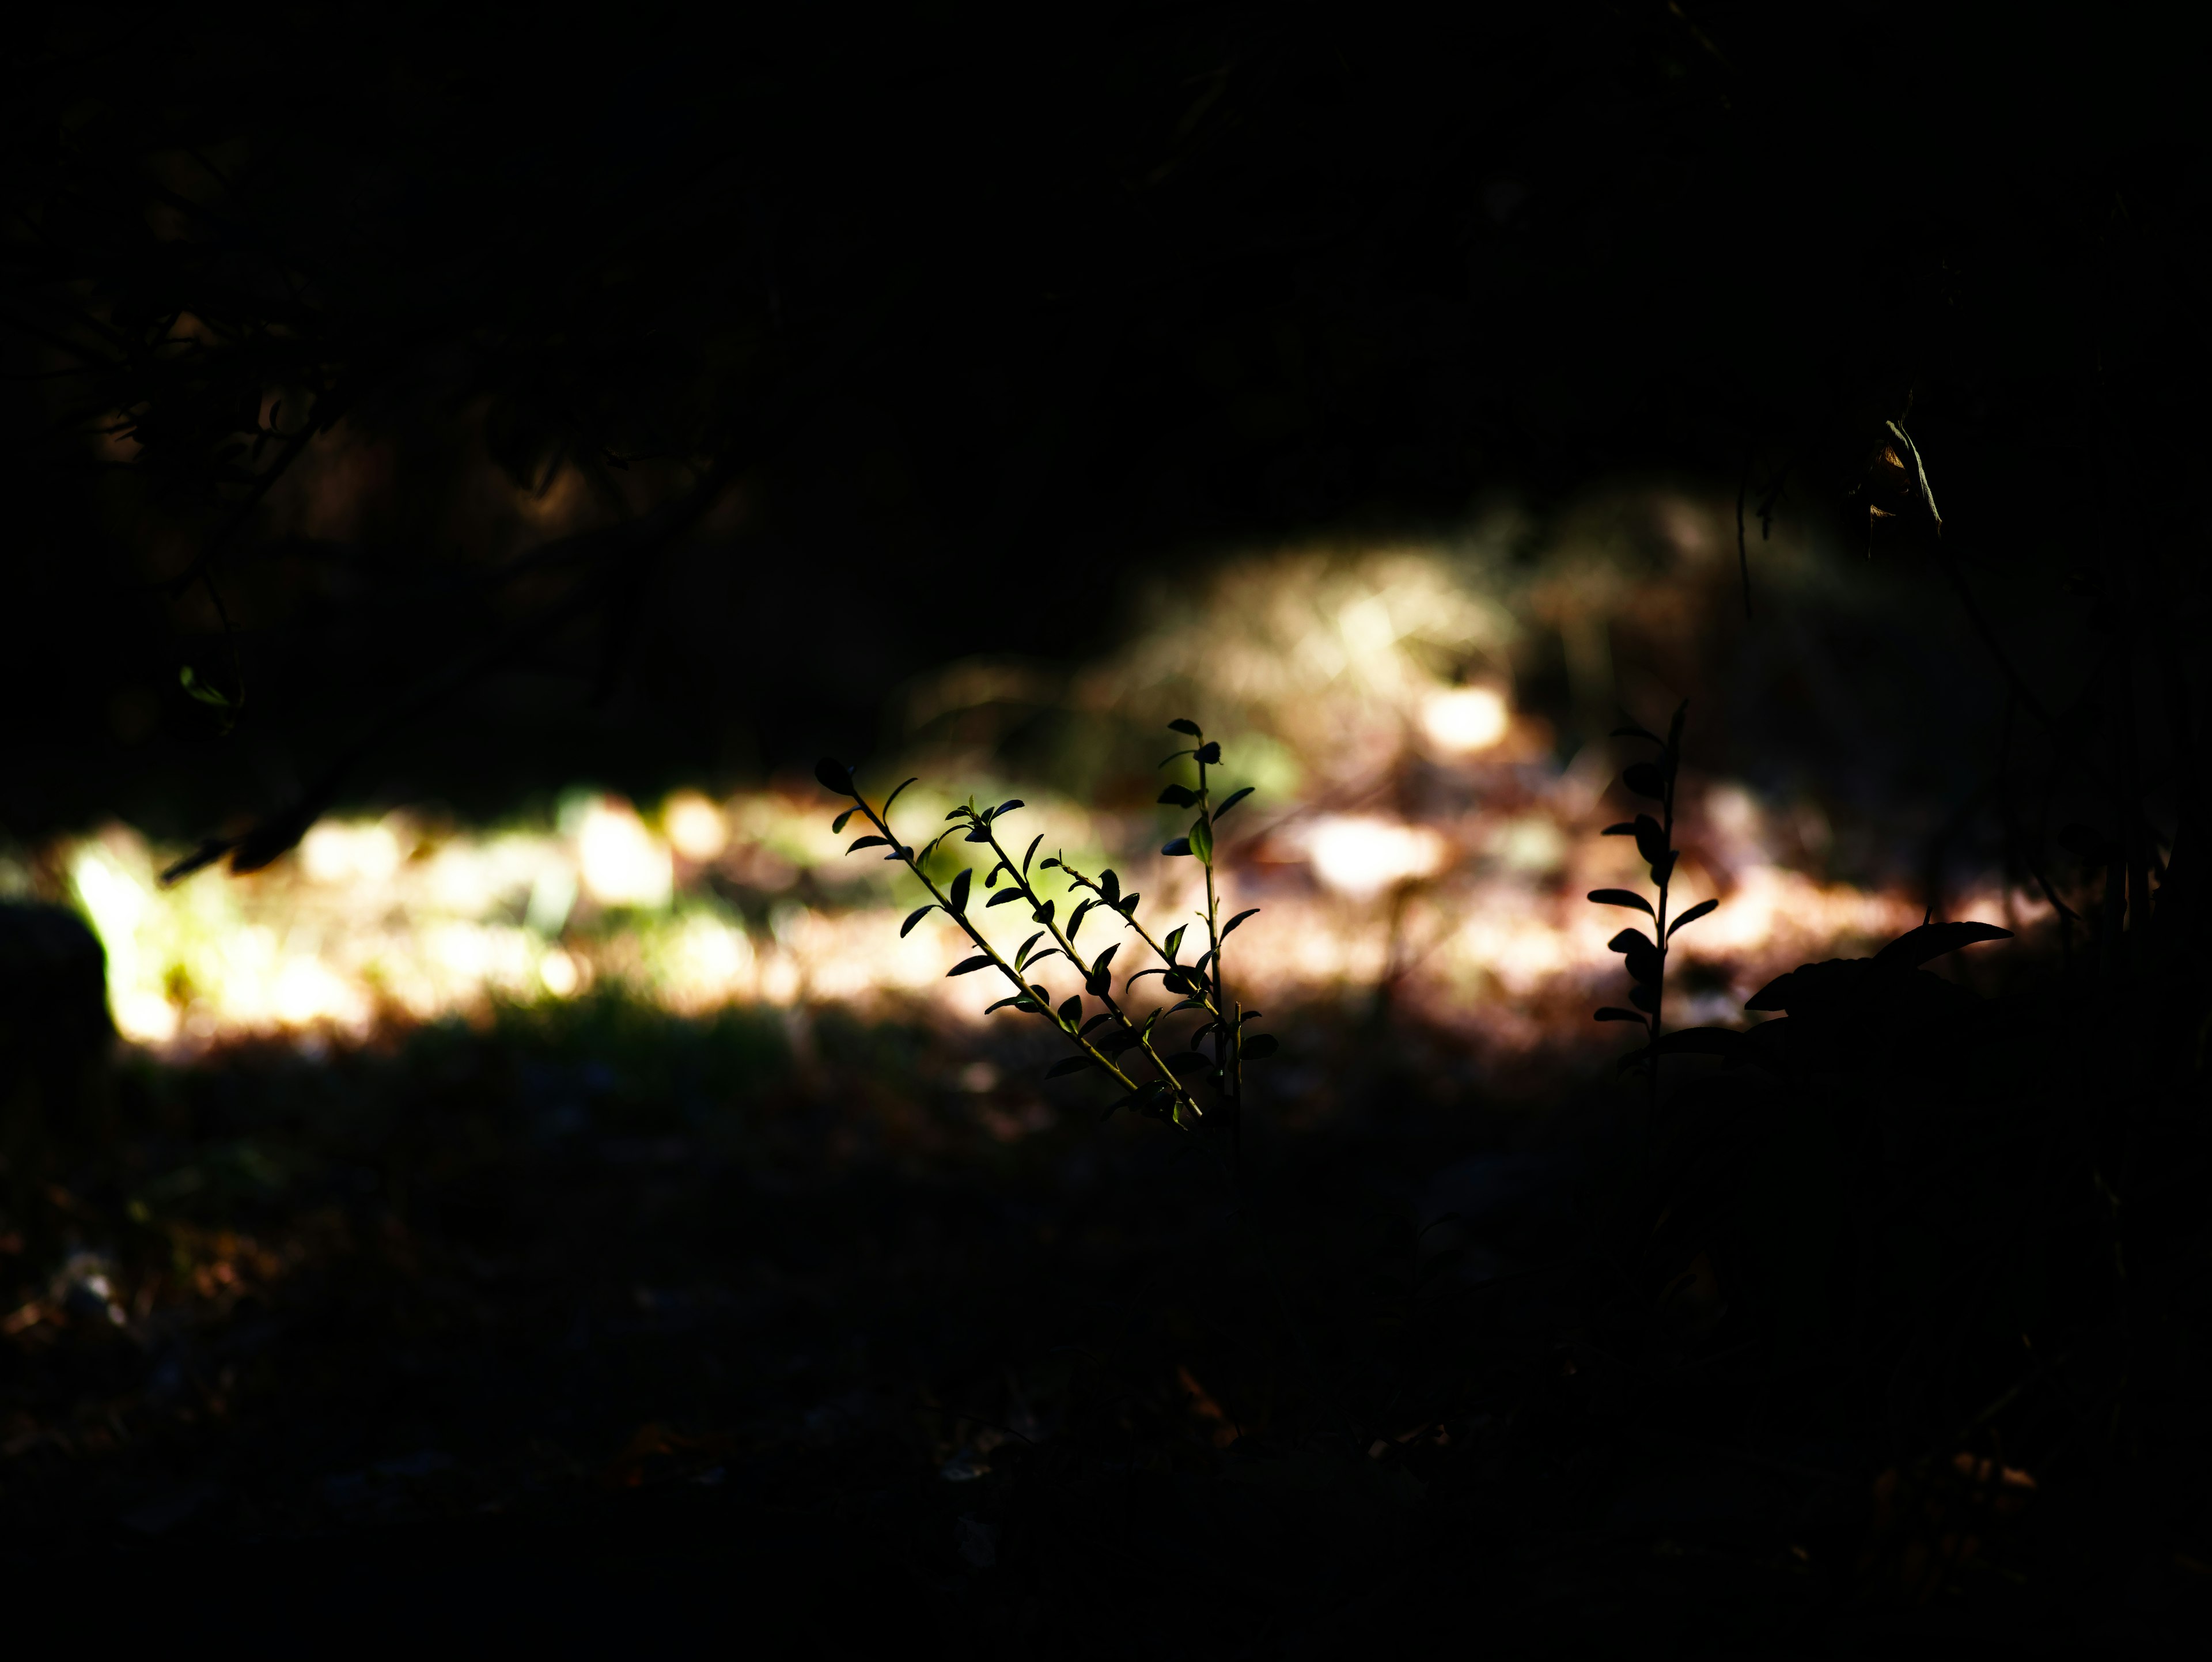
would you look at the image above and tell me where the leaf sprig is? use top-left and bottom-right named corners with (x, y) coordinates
top-left (814, 719), bottom-right (1274, 1133)
top-left (1589, 701), bottom-right (1716, 1077)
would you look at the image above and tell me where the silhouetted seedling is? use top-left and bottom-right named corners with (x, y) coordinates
top-left (1588, 700), bottom-right (1718, 1082)
top-left (814, 718), bottom-right (1270, 1141)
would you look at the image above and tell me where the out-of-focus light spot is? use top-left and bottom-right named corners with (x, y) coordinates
top-left (526, 866), bottom-right (578, 937)
top-left (539, 948), bottom-right (581, 997)
top-left (1489, 815), bottom-right (1567, 873)
top-left (113, 989), bottom-right (179, 1044)
top-left (651, 914), bottom-right (753, 1010)
top-left (577, 799), bottom-right (672, 909)
top-left (664, 792), bottom-right (730, 861)
top-left (1304, 816), bottom-right (1447, 898)
top-left (1422, 686), bottom-right (1510, 755)
top-left (301, 820), bottom-right (402, 885)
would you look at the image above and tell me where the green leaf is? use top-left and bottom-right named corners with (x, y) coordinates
top-left (949, 868), bottom-right (973, 915)
top-left (1086, 943), bottom-right (1119, 995)
top-left (1158, 783), bottom-right (1199, 808)
top-left (1188, 817), bottom-right (1214, 863)
top-left (1058, 996), bottom-right (1082, 1025)
top-left (1164, 924), bottom-right (1187, 961)
top-left (1240, 1032), bottom-right (1279, 1060)
top-left (848, 835), bottom-right (890, 853)
top-left (947, 955), bottom-right (993, 976)
top-left (1046, 1055), bottom-right (1099, 1079)
top-left (1117, 892), bottom-right (1141, 915)
top-left (1167, 718), bottom-right (1203, 736)
top-left (1161, 837), bottom-right (1192, 857)
top-left (1214, 786), bottom-right (1255, 820)
top-left (900, 904), bottom-right (936, 937)
top-left (832, 808), bottom-right (855, 834)
top-left (813, 757), bottom-right (856, 796)
top-left (1222, 907), bottom-right (1260, 937)
top-left (1588, 889), bottom-right (1654, 916)
top-left (1666, 898), bottom-right (1718, 938)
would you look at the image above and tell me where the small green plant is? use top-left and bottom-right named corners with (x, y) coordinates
top-left (1589, 701), bottom-right (1718, 1080)
top-left (813, 718), bottom-right (1273, 1145)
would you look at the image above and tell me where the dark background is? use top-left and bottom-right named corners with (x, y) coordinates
top-left (5, 1), bottom-right (2207, 866)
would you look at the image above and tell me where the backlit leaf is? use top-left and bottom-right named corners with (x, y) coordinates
top-left (949, 868), bottom-right (972, 915)
top-left (1588, 888), bottom-right (1653, 915)
top-left (1167, 718), bottom-right (1203, 736)
top-left (947, 955), bottom-right (993, 976)
top-left (1214, 786), bottom-right (1255, 820)
top-left (900, 904), bottom-right (935, 937)
top-left (1666, 898), bottom-right (1718, 938)
top-left (813, 757), bottom-right (855, 796)
top-left (1222, 907), bottom-right (1260, 937)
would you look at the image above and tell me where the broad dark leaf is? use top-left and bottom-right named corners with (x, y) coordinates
top-left (1871, 919), bottom-right (2014, 969)
top-left (948, 868), bottom-right (972, 915)
top-left (1117, 891), bottom-right (1141, 914)
top-left (1167, 718), bottom-right (1203, 736)
top-left (1022, 834), bottom-right (1043, 874)
top-left (1607, 927), bottom-right (1655, 955)
top-left (1594, 1007), bottom-right (1647, 1023)
top-left (1067, 899), bottom-right (1094, 940)
top-left (847, 835), bottom-right (889, 853)
top-left (1045, 1055), bottom-right (1099, 1079)
top-left (1214, 786), bottom-right (1255, 820)
top-left (985, 888), bottom-right (1025, 907)
top-left (1623, 760), bottom-right (1666, 800)
top-left (1078, 1012), bottom-right (1112, 1038)
top-left (946, 955), bottom-right (993, 976)
top-left (1667, 898), bottom-right (1718, 938)
top-left (1195, 741), bottom-right (1221, 764)
top-left (813, 756), bottom-right (855, 796)
top-left (1649, 849), bottom-right (1677, 888)
top-left (1623, 941), bottom-right (1661, 985)
top-left (831, 808), bottom-right (855, 834)
top-left (1031, 899), bottom-right (1055, 923)
top-left (1158, 783), bottom-right (1198, 807)
top-left (993, 798), bottom-right (1025, 819)
top-left (1014, 930), bottom-right (1046, 966)
top-left (1240, 1032), bottom-right (1279, 1060)
top-left (1161, 836), bottom-right (1191, 857)
top-left (1164, 924), bottom-right (1187, 961)
top-left (1588, 888), bottom-right (1654, 916)
top-left (1100, 869), bottom-right (1120, 903)
top-left (899, 904), bottom-right (935, 938)
top-left (1058, 996), bottom-right (1081, 1024)
top-left (1222, 907), bottom-right (1260, 937)
top-left (1602, 822), bottom-right (1635, 835)
top-left (1188, 817), bottom-right (1214, 863)
top-left (1629, 983), bottom-right (1658, 1013)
